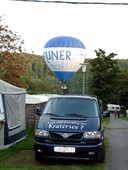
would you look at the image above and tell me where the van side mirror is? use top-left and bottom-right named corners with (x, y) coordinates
top-left (100, 113), bottom-right (105, 118)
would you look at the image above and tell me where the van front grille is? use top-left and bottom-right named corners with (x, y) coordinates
top-left (49, 132), bottom-right (83, 140)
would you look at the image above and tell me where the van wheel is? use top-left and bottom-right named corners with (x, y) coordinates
top-left (96, 143), bottom-right (105, 163)
top-left (35, 151), bottom-right (42, 162)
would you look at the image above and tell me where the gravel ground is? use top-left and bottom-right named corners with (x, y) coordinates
top-left (105, 114), bottom-right (128, 170)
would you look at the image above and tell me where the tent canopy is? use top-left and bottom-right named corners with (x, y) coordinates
top-left (26, 94), bottom-right (51, 104)
top-left (0, 79), bottom-right (26, 127)
top-left (0, 79), bottom-right (26, 149)
top-left (0, 79), bottom-right (26, 94)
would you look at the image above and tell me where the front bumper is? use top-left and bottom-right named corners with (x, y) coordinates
top-left (34, 140), bottom-right (104, 161)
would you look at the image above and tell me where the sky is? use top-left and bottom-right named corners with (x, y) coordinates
top-left (0, 0), bottom-right (128, 59)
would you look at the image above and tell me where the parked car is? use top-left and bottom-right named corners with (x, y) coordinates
top-left (103, 111), bottom-right (110, 118)
top-left (34, 95), bottom-right (105, 163)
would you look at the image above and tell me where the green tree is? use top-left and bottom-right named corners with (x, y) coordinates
top-left (118, 66), bottom-right (128, 108)
top-left (0, 16), bottom-right (27, 87)
top-left (89, 49), bottom-right (120, 108)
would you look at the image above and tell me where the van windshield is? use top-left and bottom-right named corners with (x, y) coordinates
top-left (43, 97), bottom-right (99, 117)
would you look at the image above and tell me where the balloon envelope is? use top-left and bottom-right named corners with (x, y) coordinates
top-left (43, 36), bottom-right (86, 81)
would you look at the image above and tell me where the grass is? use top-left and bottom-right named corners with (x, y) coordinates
top-left (0, 128), bottom-right (34, 163)
top-left (119, 113), bottom-right (128, 121)
top-left (102, 117), bottom-right (110, 130)
top-left (0, 119), bottom-right (110, 170)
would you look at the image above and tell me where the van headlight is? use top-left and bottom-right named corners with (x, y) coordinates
top-left (35, 129), bottom-right (49, 137)
top-left (83, 131), bottom-right (101, 139)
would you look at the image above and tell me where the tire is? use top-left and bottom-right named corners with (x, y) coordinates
top-left (96, 142), bottom-right (105, 163)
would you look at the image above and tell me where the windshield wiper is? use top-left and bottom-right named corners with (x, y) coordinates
top-left (65, 113), bottom-right (88, 118)
top-left (44, 113), bottom-right (60, 117)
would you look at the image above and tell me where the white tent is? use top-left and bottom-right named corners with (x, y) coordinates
top-left (0, 79), bottom-right (26, 149)
top-left (25, 94), bottom-right (52, 127)
top-left (26, 94), bottom-right (49, 104)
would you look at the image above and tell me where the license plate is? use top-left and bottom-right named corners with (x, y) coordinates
top-left (54, 147), bottom-right (75, 153)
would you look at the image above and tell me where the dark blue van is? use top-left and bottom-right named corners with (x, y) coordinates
top-left (34, 95), bottom-right (105, 162)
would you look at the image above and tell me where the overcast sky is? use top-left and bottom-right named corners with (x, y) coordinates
top-left (0, 0), bottom-right (128, 59)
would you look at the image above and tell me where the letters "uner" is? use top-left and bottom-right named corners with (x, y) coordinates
top-left (44, 50), bottom-right (71, 60)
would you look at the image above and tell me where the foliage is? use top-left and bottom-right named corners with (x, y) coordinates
top-left (24, 54), bottom-right (57, 94)
top-left (0, 16), bottom-right (27, 87)
top-left (89, 49), bottom-right (120, 108)
top-left (116, 59), bottom-right (128, 108)
top-left (118, 69), bottom-right (128, 108)
top-left (67, 69), bottom-right (83, 94)
top-left (0, 52), bottom-right (28, 87)
top-left (0, 16), bottom-right (24, 53)
top-left (26, 78), bottom-right (56, 94)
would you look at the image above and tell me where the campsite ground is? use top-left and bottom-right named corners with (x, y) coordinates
top-left (3, 149), bottom-right (106, 170)
top-left (0, 119), bottom-right (110, 170)
top-left (1, 114), bottom-right (128, 170)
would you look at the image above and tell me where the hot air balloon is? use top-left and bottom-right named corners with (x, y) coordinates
top-left (43, 36), bottom-right (86, 89)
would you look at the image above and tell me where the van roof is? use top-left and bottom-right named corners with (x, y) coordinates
top-left (49, 94), bottom-right (97, 100)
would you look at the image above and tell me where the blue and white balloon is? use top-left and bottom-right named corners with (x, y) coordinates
top-left (43, 36), bottom-right (86, 82)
